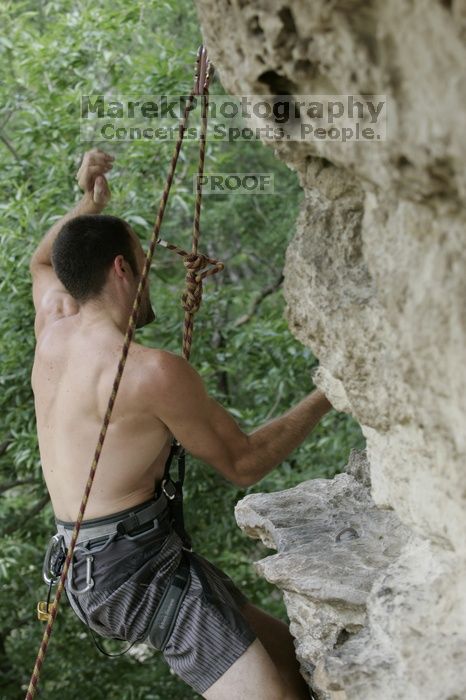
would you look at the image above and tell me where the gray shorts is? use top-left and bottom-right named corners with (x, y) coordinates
top-left (59, 505), bottom-right (257, 694)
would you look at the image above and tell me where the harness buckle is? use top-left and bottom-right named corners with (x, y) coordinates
top-left (162, 479), bottom-right (177, 501)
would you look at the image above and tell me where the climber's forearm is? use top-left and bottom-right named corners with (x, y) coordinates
top-left (236, 389), bottom-right (333, 486)
top-left (31, 150), bottom-right (113, 269)
top-left (29, 194), bottom-right (103, 269)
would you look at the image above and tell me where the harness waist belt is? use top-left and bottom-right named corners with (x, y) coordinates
top-left (55, 493), bottom-right (171, 546)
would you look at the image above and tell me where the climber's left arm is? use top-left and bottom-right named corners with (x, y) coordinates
top-left (30, 149), bottom-right (113, 269)
top-left (29, 149), bottom-right (113, 336)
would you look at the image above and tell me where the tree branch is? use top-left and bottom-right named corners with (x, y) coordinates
top-left (2, 493), bottom-right (50, 536)
top-left (0, 130), bottom-right (21, 162)
top-left (233, 273), bottom-right (284, 327)
top-left (0, 478), bottom-right (40, 495)
top-left (0, 438), bottom-right (12, 457)
top-left (263, 380), bottom-right (286, 420)
top-left (0, 110), bottom-right (13, 130)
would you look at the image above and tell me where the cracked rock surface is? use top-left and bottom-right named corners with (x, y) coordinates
top-left (195, 1), bottom-right (466, 698)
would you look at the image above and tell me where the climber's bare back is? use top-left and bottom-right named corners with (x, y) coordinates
top-left (31, 288), bottom-right (250, 523)
top-left (31, 313), bottom-right (172, 522)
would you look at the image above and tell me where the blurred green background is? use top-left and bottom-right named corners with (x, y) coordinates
top-left (0, 1), bottom-right (364, 697)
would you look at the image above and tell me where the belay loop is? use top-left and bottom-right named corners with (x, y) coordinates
top-left (26, 44), bottom-right (222, 700)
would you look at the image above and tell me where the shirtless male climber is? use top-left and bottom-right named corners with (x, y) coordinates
top-left (30, 149), bottom-right (333, 700)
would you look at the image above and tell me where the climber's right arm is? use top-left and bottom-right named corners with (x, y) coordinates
top-left (237, 389), bottom-right (333, 485)
top-left (145, 350), bottom-right (333, 488)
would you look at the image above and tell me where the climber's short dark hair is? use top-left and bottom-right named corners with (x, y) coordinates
top-left (51, 214), bottom-right (139, 303)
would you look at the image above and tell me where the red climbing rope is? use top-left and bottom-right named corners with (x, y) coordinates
top-left (26, 45), bottom-right (221, 699)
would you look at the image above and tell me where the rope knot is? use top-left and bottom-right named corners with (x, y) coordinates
top-left (181, 253), bottom-right (209, 315)
top-left (181, 277), bottom-right (203, 315)
top-left (184, 252), bottom-right (208, 274)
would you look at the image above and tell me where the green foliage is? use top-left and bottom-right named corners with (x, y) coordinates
top-left (0, 1), bottom-right (365, 698)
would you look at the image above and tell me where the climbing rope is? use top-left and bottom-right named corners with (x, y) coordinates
top-left (26, 45), bottom-right (222, 699)
top-left (157, 238), bottom-right (224, 360)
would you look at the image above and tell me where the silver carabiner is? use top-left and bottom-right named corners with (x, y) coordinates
top-left (67, 549), bottom-right (94, 595)
top-left (42, 534), bottom-right (66, 585)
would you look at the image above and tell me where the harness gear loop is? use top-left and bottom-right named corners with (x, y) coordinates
top-left (27, 45), bottom-right (219, 700)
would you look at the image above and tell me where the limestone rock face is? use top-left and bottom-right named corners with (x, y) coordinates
top-left (195, 1), bottom-right (466, 698)
top-left (236, 451), bottom-right (465, 700)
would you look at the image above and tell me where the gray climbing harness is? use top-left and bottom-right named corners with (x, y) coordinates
top-left (41, 439), bottom-right (192, 654)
